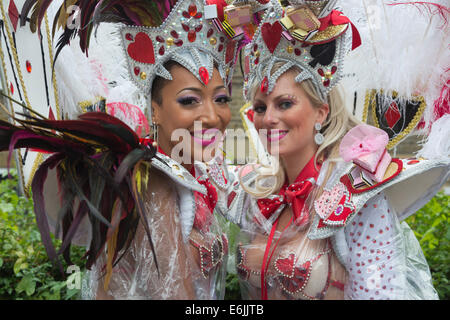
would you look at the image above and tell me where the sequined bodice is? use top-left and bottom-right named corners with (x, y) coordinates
top-left (236, 234), bottom-right (346, 300)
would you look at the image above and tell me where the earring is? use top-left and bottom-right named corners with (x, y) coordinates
top-left (151, 122), bottom-right (158, 148)
top-left (314, 122), bottom-right (324, 145)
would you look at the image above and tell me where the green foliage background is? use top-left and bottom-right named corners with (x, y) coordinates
top-left (0, 170), bottom-right (448, 300)
top-left (0, 171), bottom-right (85, 300)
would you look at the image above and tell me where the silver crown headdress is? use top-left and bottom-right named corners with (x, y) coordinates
top-left (242, 0), bottom-right (361, 103)
top-left (120, 0), bottom-right (274, 103)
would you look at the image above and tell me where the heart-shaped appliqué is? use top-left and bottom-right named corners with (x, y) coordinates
top-left (275, 254), bottom-right (311, 295)
top-left (314, 182), bottom-right (346, 219)
top-left (127, 32), bottom-right (155, 64)
top-left (261, 22), bottom-right (282, 54)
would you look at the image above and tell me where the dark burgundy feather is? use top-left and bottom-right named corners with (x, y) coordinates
top-left (31, 153), bottom-right (66, 272)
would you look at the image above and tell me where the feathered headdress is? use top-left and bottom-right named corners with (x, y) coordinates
top-left (21, 0), bottom-right (178, 57)
top-left (242, 0), bottom-right (362, 103)
top-left (0, 103), bottom-right (160, 289)
top-left (21, 0), bottom-right (270, 105)
top-left (341, 0), bottom-right (450, 151)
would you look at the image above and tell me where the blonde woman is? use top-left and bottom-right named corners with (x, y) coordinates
top-left (214, 1), bottom-right (449, 300)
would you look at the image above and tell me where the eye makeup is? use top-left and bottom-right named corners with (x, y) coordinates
top-left (276, 95), bottom-right (297, 109)
top-left (176, 95), bottom-right (201, 106)
top-left (214, 94), bottom-right (232, 104)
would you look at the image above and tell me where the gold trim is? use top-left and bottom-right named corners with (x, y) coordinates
top-left (1, 2), bottom-right (45, 196)
top-left (45, 14), bottom-right (61, 120)
top-left (307, 24), bottom-right (347, 43)
top-left (362, 89), bottom-right (373, 123)
top-left (24, 152), bottom-right (44, 195)
top-left (79, 96), bottom-right (106, 113)
top-left (0, 25), bottom-right (26, 194)
top-left (0, 2), bottom-right (33, 114)
top-left (368, 89), bottom-right (426, 150)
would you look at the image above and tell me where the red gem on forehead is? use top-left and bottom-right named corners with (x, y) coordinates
top-left (261, 77), bottom-right (269, 93)
top-left (199, 67), bottom-right (209, 86)
top-left (207, 28), bottom-right (214, 38)
top-left (188, 30), bottom-right (196, 42)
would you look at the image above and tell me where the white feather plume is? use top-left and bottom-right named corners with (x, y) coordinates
top-left (340, 0), bottom-right (450, 131)
top-left (53, 21), bottom-right (148, 133)
top-left (416, 113), bottom-right (450, 160)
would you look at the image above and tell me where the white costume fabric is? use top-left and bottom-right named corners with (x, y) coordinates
top-left (214, 157), bottom-right (449, 300)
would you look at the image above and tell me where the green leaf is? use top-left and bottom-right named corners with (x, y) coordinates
top-left (445, 227), bottom-right (450, 241)
top-left (16, 275), bottom-right (36, 296)
top-left (13, 259), bottom-right (27, 274)
top-left (0, 202), bottom-right (14, 213)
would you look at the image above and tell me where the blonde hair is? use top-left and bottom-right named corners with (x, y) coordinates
top-left (241, 62), bottom-right (360, 198)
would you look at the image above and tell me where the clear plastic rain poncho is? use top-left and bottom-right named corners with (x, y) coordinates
top-left (44, 154), bottom-right (228, 300)
top-left (216, 156), bottom-right (449, 300)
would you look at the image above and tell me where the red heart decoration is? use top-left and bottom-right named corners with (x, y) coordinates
top-left (261, 22), bottom-right (282, 54)
top-left (127, 32), bottom-right (155, 64)
top-left (276, 253), bottom-right (295, 276)
top-left (275, 254), bottom-right (311, 294)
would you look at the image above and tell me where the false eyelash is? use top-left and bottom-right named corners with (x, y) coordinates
top-left (177, 96), bottom-right (200, 105)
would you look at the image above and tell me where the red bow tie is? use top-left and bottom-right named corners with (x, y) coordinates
top-left (257, 179), bottom-right (314, 227)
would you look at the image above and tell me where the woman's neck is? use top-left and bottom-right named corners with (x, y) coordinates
top-left (281, 144), bottom-right (318, 184)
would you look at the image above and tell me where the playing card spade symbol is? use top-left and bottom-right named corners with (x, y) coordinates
top-left (308, 40), bottom-right (336, 68)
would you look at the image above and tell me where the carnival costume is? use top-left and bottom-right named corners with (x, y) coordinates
top-left (213, 0), bottom-right (450, 300)
top-left (0, 0), bottom-right (270, 299)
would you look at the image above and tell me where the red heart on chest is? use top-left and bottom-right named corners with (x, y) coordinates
top-left (261, 22), bottom-right (283, 54)
top-left (127, 32), bottom-right (155, 64)
top-left (275, 253), bottom-right (311, 294)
